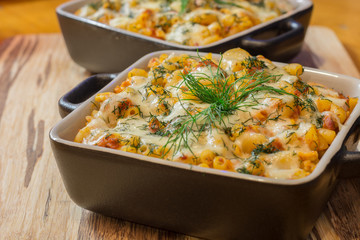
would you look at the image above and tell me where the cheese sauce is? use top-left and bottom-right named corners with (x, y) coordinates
top-left (75, 0), bottom-right (294, 46)
top-left (75, 48), bottom-right (357, 179)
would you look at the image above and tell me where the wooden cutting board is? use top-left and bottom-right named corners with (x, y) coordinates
top-left (0, 26), bottom-right (359, 240)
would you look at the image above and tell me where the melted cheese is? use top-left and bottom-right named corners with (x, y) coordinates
top-left (75, 0), bottom-right (293, 46)
top-left (75, 48), bottom-right (356, 180)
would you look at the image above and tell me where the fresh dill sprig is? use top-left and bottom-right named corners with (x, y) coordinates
top-left (180, 0), bottom-right (190, 13)
top-left (252, 141), bottom-right (278, 158)
top-left (249, 0), bottom-right (265, 8)
top-left (241, 56), bottom-right (267, 70)
top-left (180, 0), bottom-right (244, 14)
top-left (213, 0), bottom-right (244, 8)
top-left (161, 55), bottom-right (296, 157)
top-left (89, 2), bottom-right (102, 10)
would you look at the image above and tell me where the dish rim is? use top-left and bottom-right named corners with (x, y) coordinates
top-left (56, 0), bottom-right (314, 49)
top-left (50, 49), bottom-right (360, 186)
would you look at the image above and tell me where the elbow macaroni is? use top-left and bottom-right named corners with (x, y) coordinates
top-left (75, 48), bottom-right (357, 179)
top-left (75, 0), bottom-right (293, 46)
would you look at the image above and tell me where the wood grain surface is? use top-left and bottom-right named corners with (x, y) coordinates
top-left (0, 27), bottom-right (360, 240)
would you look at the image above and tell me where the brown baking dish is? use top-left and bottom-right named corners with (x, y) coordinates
top-left (50, 50), bottom-right (360, 240)
top-left (56, 0), bottom-right (313, 73)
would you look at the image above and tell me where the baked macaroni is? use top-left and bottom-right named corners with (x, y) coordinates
top-left (74, 48), bottom-right (357, 179)
top-left (75, 0), bottom-right (293, 46)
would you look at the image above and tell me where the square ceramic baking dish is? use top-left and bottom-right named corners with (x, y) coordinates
top-left (50, 50), bottom-right (360, 240)
top-left (56, 0), bottom-right (313, 73)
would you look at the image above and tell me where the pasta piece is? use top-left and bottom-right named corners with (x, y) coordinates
top-left (74, 47), bottom-right (357, 180)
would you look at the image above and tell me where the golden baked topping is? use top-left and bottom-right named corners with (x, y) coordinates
top-left (75, 0), bottom-right (293, 46)
top-left (74, 48), bottom-right (357, 179)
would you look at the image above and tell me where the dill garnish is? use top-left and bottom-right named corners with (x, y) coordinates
top-left (89, 2), bottom-right (102, 10)
top-left (292, 80), bottom-right (315, 95)
top-left (161, 55), bottom-right (295, 157)
top-left (252, 141), bottom-right (278, 158)
top-left (249, 0), bottom-right (265, 8)
top-left (241, 56), bottom-right (267, 70)
top-left (295, 97), bottom-right (317, 112)
top-left (180, 0), bottom-right (190, 13)
top-left (91, 101), bottom-right (99, 109)
top-left (180, 0), bottom-right (244, 14)
top-left (315, 115), bottom-right (324, 128)
top-left (213, 0), bottom-right (244, 9)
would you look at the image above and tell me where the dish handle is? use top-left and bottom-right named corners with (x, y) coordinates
top-left (338, 117), bottom-right (360, 178)
top-left (58, 73), bottom-right (117, 118)
top-left (239, 18), bottom-right (304, 61)
top-left (58, 73), bottom-right (360, 178)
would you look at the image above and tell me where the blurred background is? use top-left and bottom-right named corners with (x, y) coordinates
top-left (0, 0), bottom-right (359, 69)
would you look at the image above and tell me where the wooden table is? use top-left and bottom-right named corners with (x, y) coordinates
top-left (0, 26), bottom-right (360, 239)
